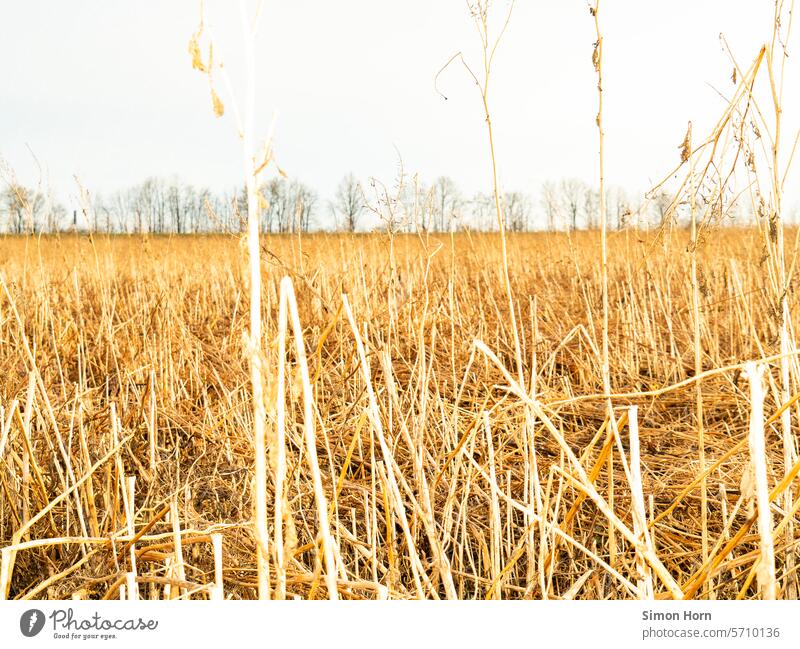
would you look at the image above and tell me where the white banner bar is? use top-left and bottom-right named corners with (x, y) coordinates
top-left (0, 601), bottom-right (798, 648)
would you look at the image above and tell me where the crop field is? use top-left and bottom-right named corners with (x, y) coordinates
top-left (0, 229), bottom-right (798, 600)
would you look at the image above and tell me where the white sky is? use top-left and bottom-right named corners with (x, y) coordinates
top-left (2, 1), bottom-right (797, 218)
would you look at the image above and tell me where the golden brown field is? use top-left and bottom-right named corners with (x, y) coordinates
top-left (0, 229), bottom-right (798, 600)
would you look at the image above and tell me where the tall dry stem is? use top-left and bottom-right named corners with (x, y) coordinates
top-left (627, 406), bottom-right (654, 599)
top-left (686, 122), bottom-right (708, 565)
top-left (238, 0), bottom-right (271, 601)
top-left (745, 362), bottom-right (776, 599)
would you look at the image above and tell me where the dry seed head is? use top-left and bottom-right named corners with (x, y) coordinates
top-left (756, 196), bottom-right (767, 221)
top-left (768, 212), bottom-right (778, 243)
top-left (698, 268), bottom-right (710, 299)
top-left (679, 122), bottom-right (692, 163)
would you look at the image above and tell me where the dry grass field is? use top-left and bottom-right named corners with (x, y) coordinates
top-left (1, 228), bottom-right (798, 600)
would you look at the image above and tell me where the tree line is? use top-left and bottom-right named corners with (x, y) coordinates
top-left (0, 172), bottom-right (754, 235)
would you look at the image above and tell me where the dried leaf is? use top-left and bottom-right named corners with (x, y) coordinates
top-left (254, 141), bottom-right (273, 177)
top-left (189, 38), bottom-right (206, 73)
top-left (257, 190), bottom-right (269, 211)
top-left (188, 17), bottom-right (207, 73)
top-left (211, 87), bottom-right (224, 117)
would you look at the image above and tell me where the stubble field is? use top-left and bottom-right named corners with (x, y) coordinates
top-left (0, 229), bottom-right (798, 600)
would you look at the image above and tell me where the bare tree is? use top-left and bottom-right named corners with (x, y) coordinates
top-left (606, 186), bottom-right (629, 230)
top-left (559, 178), bottom-right (587, 231)
top-left (93, 193), bottom-right (113, 233)
top-left (293, 181), bottom-right (317, 232)
top-left (503, 191), bottom-right (531, 232)
top-left (109, 190), bottom-right (129, 233)
top-left (583, 185), bottom-right (600, 229)
top-left (262, 177), bottom-right (286, 232)
top-left (181, 184), bottom-right (199, 233)
top-left (431, 176), bottom-right (461, 232)
top-left (259, 177), bottom-right (317, 233)
top-left (3, 183), bottom-right (44, 233)
top-left (130, 177), bottom-right (167, 233)
top-left (541, 180), bottom-right (561, 231)
top-left (47, 202), bottom-right (67, 232)
top-left (332, 173), bottom-right (364, 232)
top-left (652, 189), bottom-right (672, 227)
top-left (166, 181), bottom-right (184, 233)
top-left (469, 192), bottom-right (495, 230)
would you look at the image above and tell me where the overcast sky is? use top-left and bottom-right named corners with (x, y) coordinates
top-left (2, 1), bottom-right (798, 219)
